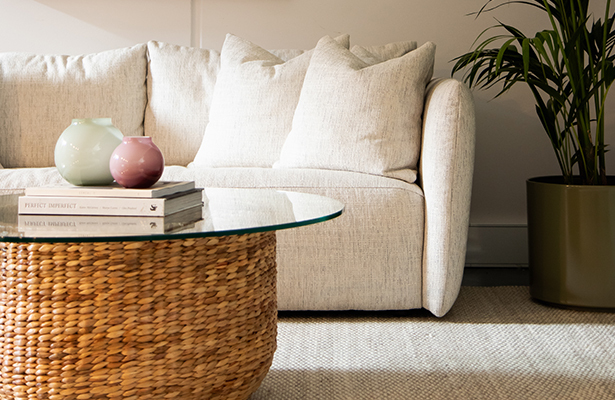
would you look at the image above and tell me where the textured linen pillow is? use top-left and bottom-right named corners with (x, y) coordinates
top-left (190, 33), bottom-right (350, 168)
top-left (145, 41), bottom-right (221, 166)
top-left (0, 44), bottom-right (147, 168)
top-left (274, 37), bottom-right (435, 183)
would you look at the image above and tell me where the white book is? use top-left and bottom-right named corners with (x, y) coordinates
top-left (18, 205), bottom-right (204, 236)
top-left (18, 188), bottom-right (204, 217)
top-left (24, 181), bottom-right (196, 198)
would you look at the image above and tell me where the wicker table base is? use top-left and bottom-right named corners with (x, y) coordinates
top-left (0, 231), bottom-right (277, 400)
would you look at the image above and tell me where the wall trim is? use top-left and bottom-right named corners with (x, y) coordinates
top-left (466, 225), bottom-right (528, 267)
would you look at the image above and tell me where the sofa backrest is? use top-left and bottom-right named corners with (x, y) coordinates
top-left (143, 41), bottom-right (318, 166)
top-left (0, 37), bottom-right (430, 177)
top-left (144, 41), bottom-right (221, 166)
top-left (0, 44), bottom-right (148, 168)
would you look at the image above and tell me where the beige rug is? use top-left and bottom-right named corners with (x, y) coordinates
top-left (251, 286), bottom-right (615, 399)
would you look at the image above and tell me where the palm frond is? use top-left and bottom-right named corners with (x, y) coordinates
top-left (452, 0), bottom-right (614, 185)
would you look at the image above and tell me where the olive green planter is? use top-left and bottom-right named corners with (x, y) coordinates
top-left (527, 176), bottom-right (615, 310)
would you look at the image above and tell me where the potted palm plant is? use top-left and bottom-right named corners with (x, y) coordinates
top-left (452, 0), bottom-right (614, 309)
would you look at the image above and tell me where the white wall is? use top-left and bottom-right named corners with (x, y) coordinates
top-left (0, 0), bottom-right (192, 54)
top-left (1, 0), bottom-right (613, 230)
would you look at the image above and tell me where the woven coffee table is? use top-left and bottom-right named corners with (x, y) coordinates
top-left (0, 188), bottom-right (343, 400)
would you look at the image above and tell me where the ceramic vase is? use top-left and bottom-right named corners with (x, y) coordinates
top-left (54, 118), bottom-right (124, 186)
top-left (527, 176), bottom-right (615, 310)
top-left (110, 136), bottom-right (164, 188)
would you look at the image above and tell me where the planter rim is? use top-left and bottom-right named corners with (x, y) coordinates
top-left (527, 175), bottom-right (615, 187)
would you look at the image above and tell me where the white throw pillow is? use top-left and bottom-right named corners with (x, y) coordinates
top-left (190, 33), bottom-right (350, 168)
top-left (144, 41), bottom-right (221, 166)
top-left (274, 37), bottom-right (435, 183)
top-left (0, 44), bottom-right (147, 168)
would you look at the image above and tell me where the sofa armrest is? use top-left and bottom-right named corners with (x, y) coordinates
top-left (419, 78), bottom-right (476, 317)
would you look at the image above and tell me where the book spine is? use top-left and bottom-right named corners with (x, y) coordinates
top-left (18, 196), bottom-right (168, 216)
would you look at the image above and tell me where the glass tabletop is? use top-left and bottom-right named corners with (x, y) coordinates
top-left (0, 188), bottom-right (344, 243)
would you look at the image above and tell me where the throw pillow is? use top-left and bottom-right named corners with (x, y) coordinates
top-left (274, 37), bottom-right (436, 183)
top-left (144, 41), bottom-right (221, 166)
top-left (190, 33), bottom-right (350, 168)
top-left (0, 44), bottom-right (147, 168)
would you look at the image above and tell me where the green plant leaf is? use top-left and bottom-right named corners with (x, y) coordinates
top-left (452, 0), bottom-right (614, 185)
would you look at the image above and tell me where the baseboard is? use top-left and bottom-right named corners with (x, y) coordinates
top-left (466, 225), bottom-right (528, 267)
top-left (462, 225), bottom-right (529, 286)
top-left (462, 266), bottom-right (529, 286)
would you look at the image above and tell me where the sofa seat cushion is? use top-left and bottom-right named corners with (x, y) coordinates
top-left (0, 44), bottom-right (147, 168)
top-left (1, 165), bottom-right (425, 311)
top-left (0, 167), bottom-right (65, 190)
top-left (162, 166), bottom-right (425, 310)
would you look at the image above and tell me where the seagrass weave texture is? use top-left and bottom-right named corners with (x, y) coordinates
top-left (0, 231), bottom-right (277, 400)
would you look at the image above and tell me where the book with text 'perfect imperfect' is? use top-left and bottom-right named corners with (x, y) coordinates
top-left (18, 204), bottom-right (204, 236)
top-left (18, 188), bottom-right (204, 217)
top-left (24, 181), bottom-right (196, 198)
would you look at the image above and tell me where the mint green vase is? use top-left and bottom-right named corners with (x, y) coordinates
top-left (54, 118), bottom-right (123, 186)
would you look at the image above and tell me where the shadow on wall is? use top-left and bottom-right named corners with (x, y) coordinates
top-left (31, 0), bottom-right (191, 48)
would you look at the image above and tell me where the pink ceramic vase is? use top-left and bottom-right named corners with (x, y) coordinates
top-left (109, 136), bottom-right (164, 188)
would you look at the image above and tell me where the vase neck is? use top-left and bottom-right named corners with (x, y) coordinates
top-left (122, 136), bottom-right (152, 144)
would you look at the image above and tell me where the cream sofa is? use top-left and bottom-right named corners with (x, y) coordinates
top-left (0, 34), bottom-right (475, 317)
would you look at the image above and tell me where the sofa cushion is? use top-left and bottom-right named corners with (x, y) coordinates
top-left (0, 167), bottom-right (66, 189)
top-left (2, 164), bottom-right (425, 311)
top-left (144, 41), bottom-right (221, 166)
top-left (191, 33), bottom-right (350, 168)
top-left (0, 44), bottom-right (147, 168)
top-left (275, 37), bottom-right (435, 184)
top-left (159, 165), bottom-right (425, 310)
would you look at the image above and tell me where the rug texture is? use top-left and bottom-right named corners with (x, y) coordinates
top-left (251, 286), bottom-right (615, 399)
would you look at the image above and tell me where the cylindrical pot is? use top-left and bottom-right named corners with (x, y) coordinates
top-left (527, 176), bottom-right (615, 310)
top-left (54, 118), bottom-right (124, 186)
top-left (110, 136), bottom-right (164, 188)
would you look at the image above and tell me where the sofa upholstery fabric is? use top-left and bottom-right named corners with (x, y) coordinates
top-left (192, 34), bottom-right (350, 168)
top-left (161, 166), bottom-right (425, 311)
top-left (420, 78), bottom-right (476, 315)
top-left (0, 37), bottom-right (475, 317)
top-left (0, 44), bottom-right (147, 168)
top-left (275, 37), bottom-right (435, 184)
top-left (145, 41), bottom-right (221, 166)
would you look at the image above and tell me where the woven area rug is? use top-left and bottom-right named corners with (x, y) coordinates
top-left (251, 286), bottom-right (615, 399)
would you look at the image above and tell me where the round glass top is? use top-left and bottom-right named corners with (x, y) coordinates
top-left (0, 188), bottom-right (344, 243)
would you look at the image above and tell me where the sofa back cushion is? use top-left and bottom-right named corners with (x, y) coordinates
top-left (144, 41), bottom-right (221, 166)
top-left (0, 44), bottom-right (147, 168)
top-left (274, 37), bottom-right (435, 183)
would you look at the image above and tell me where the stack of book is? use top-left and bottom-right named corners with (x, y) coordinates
top-left (18, 181), bottom-right (204, 235)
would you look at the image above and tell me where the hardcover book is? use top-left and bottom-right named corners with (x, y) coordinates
top-left (24, 181), bottom-right (196, 198)
top-left (18, 188), bottom-right (204, 217)
top-left (18, 205), bottom-right (204, 236)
